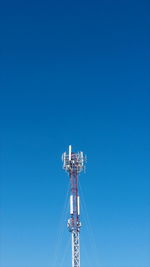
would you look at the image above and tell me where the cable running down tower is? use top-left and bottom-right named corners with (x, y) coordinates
top-left (62, 145), bottom-right (86, 267)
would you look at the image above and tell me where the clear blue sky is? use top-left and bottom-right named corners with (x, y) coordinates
top-left (0, 1), bottom-right (150, 267)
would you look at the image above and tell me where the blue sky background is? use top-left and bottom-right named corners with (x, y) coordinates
top-left (0, 0), bottom-right (150, 267)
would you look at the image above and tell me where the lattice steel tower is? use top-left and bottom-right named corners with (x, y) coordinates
top-left (62, 145), bottom-right (86, 267)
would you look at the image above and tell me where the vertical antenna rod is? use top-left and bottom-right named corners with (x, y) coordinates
top-left (62, 145), bottom-right (86, 267)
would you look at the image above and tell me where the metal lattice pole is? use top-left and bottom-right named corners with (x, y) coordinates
top-left (62, 145), bottom-right (86, 267)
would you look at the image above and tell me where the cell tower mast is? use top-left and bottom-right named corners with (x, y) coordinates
top-left (62, 145), bottom-right (86, 267)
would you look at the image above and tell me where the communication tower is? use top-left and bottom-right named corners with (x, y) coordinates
top-left (62, 145), bottom-right (86, 267)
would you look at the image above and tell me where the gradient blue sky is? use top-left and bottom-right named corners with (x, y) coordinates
top-left (0, 1), bottom-right (150, 267)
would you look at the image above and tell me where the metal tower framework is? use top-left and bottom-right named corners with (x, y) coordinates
top-left (62, 145), bottom-right (86, 267)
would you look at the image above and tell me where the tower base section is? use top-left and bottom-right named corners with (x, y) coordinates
top-left (72, 231), bottom-right (80, 267)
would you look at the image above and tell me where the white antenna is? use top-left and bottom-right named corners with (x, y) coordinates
top-left (69, 145), bottom-right (72, 161)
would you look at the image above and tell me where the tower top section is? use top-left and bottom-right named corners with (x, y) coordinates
top-left (62, 145), bottom-right (86, 174)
